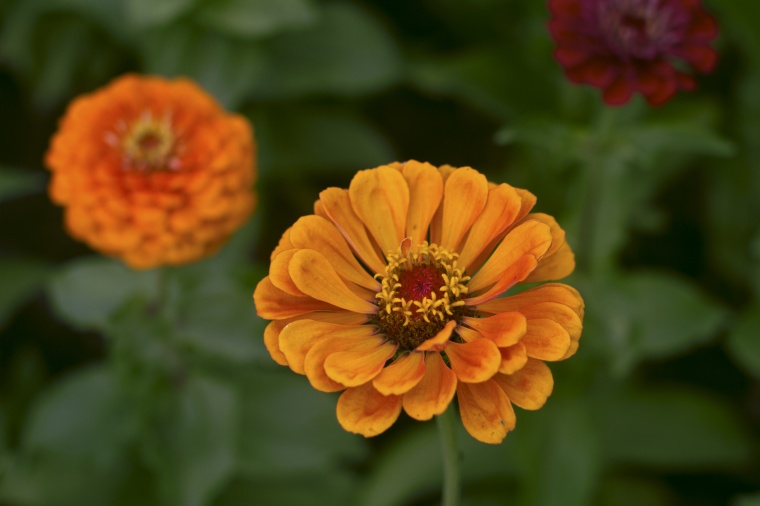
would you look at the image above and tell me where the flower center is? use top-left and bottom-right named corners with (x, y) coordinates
top-left (120, 112), bottom-right (177, 171)
top-left (374, 241), bottom-right (471, 350)
top-left (594, 0), bottom-right (685, 60)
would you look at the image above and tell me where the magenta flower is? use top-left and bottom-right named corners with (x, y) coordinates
top-left (549, 0), bottom-right (718, 106)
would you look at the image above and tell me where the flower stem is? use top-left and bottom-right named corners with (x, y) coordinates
top-left (437, 405), bottom-right (460, 506)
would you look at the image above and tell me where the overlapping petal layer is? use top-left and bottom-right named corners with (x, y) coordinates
top-left (254, 161), bottom-right (583, 444)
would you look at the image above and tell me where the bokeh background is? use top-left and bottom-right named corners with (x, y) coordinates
top-left (1, 0), bottom-right (759, 505)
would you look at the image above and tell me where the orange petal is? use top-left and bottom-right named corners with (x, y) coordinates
top-left (456, 325), bottom-right (480, 343)
top-left (289, 249), bottom-right (377, 314)
top-left (324, 339), bottom-right (398, 387)
top-left (499, 342), bottom-right (528, 374)
top-left (513, 187), bottom-right (537, 222)
top-left (319, 187), bottom-right (386, 274)
top-left (475, 283), bottom-right (585, 319)
top-left (290, 215), bottom-right (380, 291)
top-left (457, 380), bottom-right (515, 444)
top-left (521, 319), bottom-right (571, 361)
top-left (522, 213), bottom-right (565, 257)
top-left (270, 226), bottom-right (294, 261)
top-left (439, 167), bottom-right (488, 251)
top-left (270, 249), bottom-right (306, 296)
top-left (457, 184), bottom-right (523, 270)
top-left (468, 220), bottom-right (552, 292)
top-left (263, 321), bottom-right (289, 366)
top-left (337, 383), bottom-right (402, 437)
top-left (429, 165), bottom-right (457, 244)
top-left (465, 254), bottom-right (538, 306)
top-left (372, 351), bottom-right (426, 395)
top-left (493, 359), bottom-right (554, 410)
top-left (253, 277), bottom-right (340, 320)
top-left (278, 320), bottom-right (376, 374)
top-left (314, 199), bottom-right (328, 219)
top-left (402, 352), bottom-right (457, 420)
top-left (416, 320), bottom-right (457, 352)
top-left (305, 334), bottom-right (385, 392)
top-left (400, 161), bottom-right (444, 246)
top-left (460, 312), bottom-right (527, 347)
top-left (525, 241), bottom-right (576, 283)
top-left (445, 339), bottom-right (501, 383)
top-left (520, 302), bottom-right (583, 342)
top-left (348, 166), bottom-right (409, 255)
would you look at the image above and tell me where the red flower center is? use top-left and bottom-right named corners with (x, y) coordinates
top-left (397, 264), bottom-right (442, 302)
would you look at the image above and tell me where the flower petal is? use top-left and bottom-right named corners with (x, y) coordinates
top-left (465, 255), bottom-right (538, 306)
top-left (429, 166), bottom-right (457, 244)
top-left (263, 320), bottom-right (289, 366)
top-left (439, 167), bottom-right (488, 251)
top-left (525, 241), bottom-right (576, 283)
top-left (457, 380), bottom-right (515, 444)
top-left (289, 249), bottom-right (377, 314)
top-left (445, 339), bottom-right (501, 383)
top-left (319, 187), bottom-right (386, 274)
top-left (349, 165), bottom-right (409, 255)
top-left (468, 220), bottom-right (552, 292)
top-left (521, 319), bottom-right (571, 361)
top-left (278, 320), bottom-right (376, 374)
top-left (270, 249), bottom-right (305, 296)
top-left (475, 283), bottom-right (584, 319)
top-left (290, 215), bottom-right (380, 291)
top-left (401, 161), bottom-right (444, 246)
top-left (253, 277), bottom-right (340, 320)
top-left (402, 352), bottom-right (457, 420)
top-left (306, 334), bottom-right (387, 392)
top-left (337, 383), bottom-right (402, 437)
top-left (499, 342), bottom-right (528, 374)
top-left (270, 226), bottom-right (294, 261)
top-left (373, 351), bottom-right (426, 395)
top-left (493, 359), bottom-right (554, 410)
top-left (460, 312), bottom-right (527, 347)
top-left (457, 184), bottom-right (523, 270)
top-left (416, 320), bottom-right (457, 352)
top-left (324, 340), bottom-right (398, 387)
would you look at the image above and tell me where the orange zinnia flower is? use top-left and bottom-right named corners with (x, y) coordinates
top-left (45, 74), bottom-right (256, 269)
top-left (253, 161), bottom-right (583, 444)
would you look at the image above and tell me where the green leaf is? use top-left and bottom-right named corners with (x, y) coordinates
top-left (216, 472), bottom-right (357, 506)
top-left (23, 365), bottom-right (133, 462)
top-left (238, 368), bottom-right (367, 477)
top-left (198, 0), bottom-right (316, 38)
top-left (733, 492), bottom-right (760, 506)
top-left (0, 166), bottom-right (44, 202)
top-left (0, 258), bottom-right (52, 329)
top-left (595, 386), bottom-right (752, 469)
top-left (596, 476), bottom-right (676, 506)
top-left (48, 257), bottom-right (159, 332)
top-left (251, 2), bottom-right (401, 99)
top-left (139, 25), bottom-right (266, 109)
top-left (146, 375), bottom-right (238, 506)
top-left (126, 0), bottom-right (195, 28)
top-left (254, 107), bottom-right (395, 177)
top-left (725, 305), bottom-right (760, 375)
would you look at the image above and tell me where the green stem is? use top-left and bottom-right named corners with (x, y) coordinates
top-left (437, 405), bottom-right (460, 506)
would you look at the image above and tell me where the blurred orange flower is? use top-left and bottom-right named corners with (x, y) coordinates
top-left (45, 74), bottom-right (256, 269)
top-left (254, 161), bottom-right (583, 444)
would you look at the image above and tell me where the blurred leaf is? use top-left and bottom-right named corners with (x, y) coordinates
top-left (254, 107), bottom-right (395, 177)
top-left (126, 0), bottom-right (195, 28)
top-left (239, 368), bottom-right (367, 477)
top-left (198, 0), bottom-right (316, 38)
top-left (23, 364), bottom-right (133, 462)
top-left (0, 166), bottom-right (44, 202)
top-left (725, 305), bottom-right (760, 375)
top-left (147, 375), bottom-right (238, 506)
top-left (711, 0), bottom-right (760, 65)
top-left (216, 472), bottom-right (357, 506)
top-left (0, 258), bottom-right (51, 328)
top-left (596, 476), bottom-right (676, 506)
top-left (48, 257), bottom-right (158, 332)
top-left (50, 0), bottom-right (128, 40)
top-left (595, 386), bottom-right (752, 469)
top-left (139, 25), bottom-right (265, 109)
top-left (251, 2), bottom-right (401, 99)
top-left (734, 492), bottom-right (760, 506)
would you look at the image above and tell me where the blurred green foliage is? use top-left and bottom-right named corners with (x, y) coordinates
top-left (1, 0), bottom-right (759, 505)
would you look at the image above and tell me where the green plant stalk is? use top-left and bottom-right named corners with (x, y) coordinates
top-left (437, 404), bottom-right (460, 506)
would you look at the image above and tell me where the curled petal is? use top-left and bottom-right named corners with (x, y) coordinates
top-left (401, 161), bottom-right (444, 246)
top-left (373, 352), bottom-right (426, 396)
top-left (337, 383), bottom-right (402, 437)
top-left (349, 166), bottom-right (409, 255)
top-left (324, 340), bottom-right (399, 387)
top-left (445, 339), bottom-right (501, 383)
top-left (270, 226), bottom-right (294, 261)
top-left (439, 167), bottom-right (488, 251)
top-left (476, 283), bottom-right (584, 319)
top-left (278, 320), bottom-right (375, 374)
top-left (269, 249), bottom-right (305, 296)
top-left (416, 320), bottom-right (457, 352)
top-left (525, 241), bottom-right (575, 283)
top-left (465, 255), bottom-right (538, 306)
top-left (457, 380), bottom-right (515, 444)
top-left (460, 312), bottom-right (526, 347)
top-left (521, 319), bottom-right (571, 361)
top-left (289, 249), bottom-right (377, 314)
top-left (253, 277), bottom-right (339, 320)
top-left (499, 342), bottom-right (528, 374)
top-left (263, 321), bottom-right (289, 366)
top-left (402, 352), bottom-right (457, 420)
top-left (494, 359), bottom-right (554, 410)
